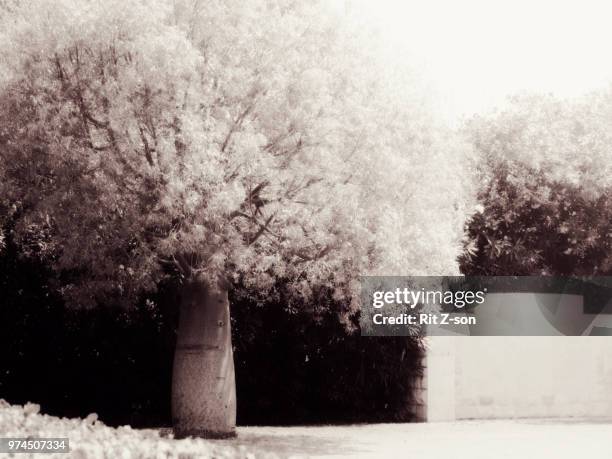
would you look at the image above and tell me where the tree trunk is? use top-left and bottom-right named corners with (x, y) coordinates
top-left (171, 277), bottom-right (237, 438)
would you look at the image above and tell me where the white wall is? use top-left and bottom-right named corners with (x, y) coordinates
top-left (424, 299), bottom-right (612, 421)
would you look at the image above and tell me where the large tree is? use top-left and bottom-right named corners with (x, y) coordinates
top-left (461, 92), bottom-right (612, 276)
top-left (0, 0), bottom-right (472, 437)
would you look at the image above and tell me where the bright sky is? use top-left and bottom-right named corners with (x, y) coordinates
top-left (348, 0), bottom-right (612, 122)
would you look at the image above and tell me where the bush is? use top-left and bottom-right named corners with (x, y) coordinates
top-left (461, 93), bottom-right (612, 276)
top-left (460, 166), bottom-right (612, 276)
top-left (0, 235), bottom-right (177, 427)
top-left (231, 287), bottom-right (424, 425)
top-left (0, 400), bottom-right (253, 458)
top-left (0, 235), bottom-right (424, 427)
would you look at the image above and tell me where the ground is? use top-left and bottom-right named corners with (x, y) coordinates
top-left (229, 420), bottom-right (612, 458)
top-left (2, 401), bottom-right (611, 458)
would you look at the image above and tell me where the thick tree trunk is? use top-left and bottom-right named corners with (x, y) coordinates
top-left (171, 277), bottom-right (237, 438)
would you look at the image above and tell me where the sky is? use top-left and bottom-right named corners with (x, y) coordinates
top-left (345, 0), bottom-right (612, 122)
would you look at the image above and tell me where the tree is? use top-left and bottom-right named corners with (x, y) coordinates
top-left (0, 0), bottom-right (472, 437)
top-left (461, 93), bottom-right (612, 276)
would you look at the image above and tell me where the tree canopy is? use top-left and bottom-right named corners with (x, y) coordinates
top-left (462, 92), bottom-right (612, 275)
top-left (0, 0), bottom-right (473, 312)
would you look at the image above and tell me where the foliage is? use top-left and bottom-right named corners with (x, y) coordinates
top-left (231, 285), bottom-right (424, 424)
top-left (0, 0), bottom-right (472, 312)
top-left (461, 93), bottom-right (612, 275)
top-left (0, 237), bottom-right (422, 425)
top-left (0, 401), bottom-right (254, 458)
top-left (0, 233), bottom-right (176, 427)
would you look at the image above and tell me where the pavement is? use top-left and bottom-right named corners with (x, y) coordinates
top-left (216, 418), bottom-right (612, 458)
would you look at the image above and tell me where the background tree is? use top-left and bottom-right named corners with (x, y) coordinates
top-left (461, 93), bottom-right (612, 276)
top-left (0, 0), bottom-right (473, 437)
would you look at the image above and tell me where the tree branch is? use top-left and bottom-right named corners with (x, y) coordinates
top-left (247, 213), bottom-right (275, 245)
top-left (221, 99), bottom-right (257, 153)
top-left (137, 122), bottom-right (155, 166)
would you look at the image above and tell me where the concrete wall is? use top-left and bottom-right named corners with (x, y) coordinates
top-left (424, 336), bottom-right (612, 421)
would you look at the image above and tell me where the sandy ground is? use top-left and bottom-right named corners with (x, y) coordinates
top-left (220, 419), bottom-right (612, 458)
